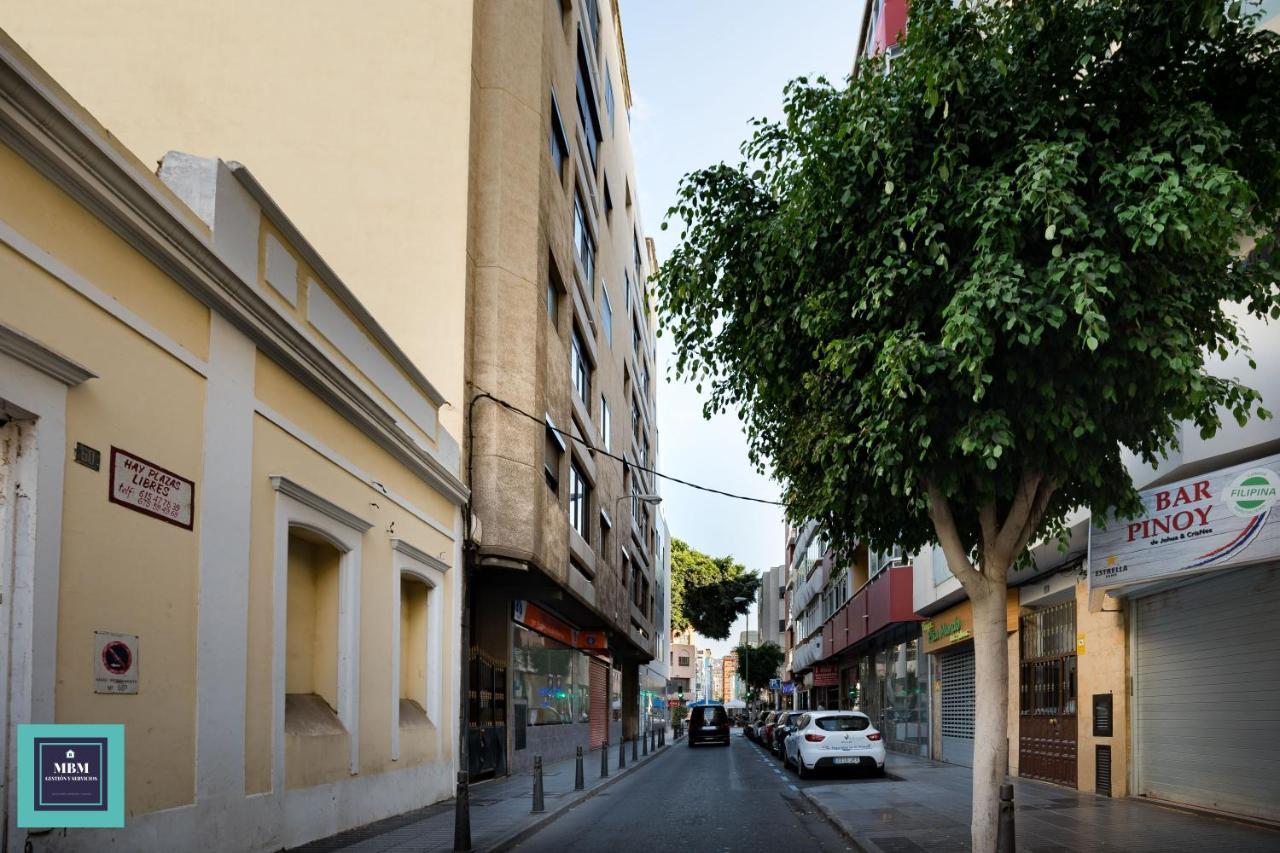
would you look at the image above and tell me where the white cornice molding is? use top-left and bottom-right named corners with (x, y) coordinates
top-left (0, 323), bottom-right (95, 386)
top-left (0, 46), bottom-right (468, 506)
top-left (227, 164), bottom-right (447, 409)
top-left (270, 475), bottom-right (373, 533)
top-left (391, 538), bottom-right (450, 574)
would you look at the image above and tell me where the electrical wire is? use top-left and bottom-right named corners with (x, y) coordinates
top-left (471, 390), bottom-right (786, 507)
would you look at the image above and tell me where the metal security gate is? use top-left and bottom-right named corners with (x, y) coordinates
top-left (1019, 599), bottom-right (1078, 788)
top-left (1134, 563), bottom-right (1280, 822)
top-left (589, 657), bottom-right (608, 749)
top-left (940, 647), bottom-right (975, 767)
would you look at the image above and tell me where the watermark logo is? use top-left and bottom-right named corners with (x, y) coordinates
top-left (18, 724), bottom-right (124, 827)
top-left (1225, 468), bottom-right (1280, 518)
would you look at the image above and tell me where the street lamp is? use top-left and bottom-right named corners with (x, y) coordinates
top-left (733, 595), bottom-right (751, 711)
top-left (614, 492), bottom-right (661, 745)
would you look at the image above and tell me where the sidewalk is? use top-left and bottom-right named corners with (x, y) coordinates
top-left (798, 752), bottom-right (1280, 853)
top-left (289, 730), bottom-right (678, 853)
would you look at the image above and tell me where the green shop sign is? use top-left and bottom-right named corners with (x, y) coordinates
top-left (926, 616), bottom-right (966, 644)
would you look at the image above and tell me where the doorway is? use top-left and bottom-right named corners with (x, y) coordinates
top-left (1019, 599), bottom-right (1078, 787)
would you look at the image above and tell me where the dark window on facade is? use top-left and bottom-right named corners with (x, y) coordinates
top-left (600, 396), bottom-right (612, 451)
top-left (678, 656), bottom-right (691, 667)
top-left (600, 285), bottom-right (613, 348)
top-left (575, 38), bottom-right (602, 168)
top-left (604, 62), bottom-right (616, 135)
top-left (571, 326), bottom-right (590, 401)
top-left (549, 89), bottom-right (569, 177)
top-left (547, 257), bottom-right (564, 328)
top-left (582, 0), bottom-right (600, 52)
top-left (545, 416), bottom-right (565, 492)
top-left (568, 460), bottom-right (589, 538)
top-left (574, 190), bottom-right (595, 286)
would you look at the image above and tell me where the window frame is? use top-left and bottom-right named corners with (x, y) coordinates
top-left (270, 476), bottom-right (370, 781)
top-left (571, 325), bottom-right (590, 402)
top-left (549, 87), bottom-right (570, 179)
top-left (389, 539), bottom-right (449, 761)
top-left (568, 458), bottom-right (590, 540)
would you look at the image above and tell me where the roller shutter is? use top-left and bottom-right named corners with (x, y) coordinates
top-left (940, 647), bottom-right (976, 768)
top-left (589, 657), bottom-right (608, 749)
top-left (1134, 563), bottom-right (1280, 822)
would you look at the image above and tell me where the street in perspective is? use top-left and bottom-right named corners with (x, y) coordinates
top-left (0, 2), bottom-right (1278, 853)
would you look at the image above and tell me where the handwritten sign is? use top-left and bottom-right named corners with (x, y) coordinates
top-left (108, 448), bottom-right (194, 530)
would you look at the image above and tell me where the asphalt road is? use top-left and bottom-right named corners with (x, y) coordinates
top-left (511, 729), bottom-right (857, 853)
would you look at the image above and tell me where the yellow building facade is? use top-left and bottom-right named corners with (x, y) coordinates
top-left (0, 34), bottom-right (465, 852)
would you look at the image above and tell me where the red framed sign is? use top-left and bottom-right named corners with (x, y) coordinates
top-left (108, 447), bottom-right (195, 530)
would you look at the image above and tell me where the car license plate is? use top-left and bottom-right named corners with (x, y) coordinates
top-left (833, 757), bottom-right (859, 765)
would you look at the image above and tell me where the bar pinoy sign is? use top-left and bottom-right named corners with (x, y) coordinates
top-left (1089, 452), bottom-right (1280, 590)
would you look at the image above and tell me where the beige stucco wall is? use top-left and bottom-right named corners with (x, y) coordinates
top-left (3, 0), bottom-right (475, 436)
top-left (1075, 580), bottom-right (1128, 795)
top-left (1, 87), bottom-right (460, 845)
top-left (248, 356), bottom-right (456, 788)
top-left (0, 146), bottom-right (208, 817)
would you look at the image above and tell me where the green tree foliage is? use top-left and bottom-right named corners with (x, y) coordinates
top-left (731, 641), bottom-right (785, 697)
top-left (657, 2), bottom-right (1279, 848)
top-left (670, 538), bottom-right (759, 640)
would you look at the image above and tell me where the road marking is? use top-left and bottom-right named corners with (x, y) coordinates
top-left (789, 784), bottom-right (798, 792)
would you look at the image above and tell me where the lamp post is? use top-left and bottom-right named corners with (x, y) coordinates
top-left (615, 492), bottom-right (661, 751)
top-left (733, 595), bottom-right (751, 711)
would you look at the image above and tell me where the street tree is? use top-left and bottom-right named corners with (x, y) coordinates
top-left (731, 641), bottom-right (785, 701)
top-left (671, 538), bottom-right (759, 640)
top-left (656, 1), bottom-right (1280, 849)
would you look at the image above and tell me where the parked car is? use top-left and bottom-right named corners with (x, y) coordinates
top-left (771, 711), bottom-right (805, 756)
top-left (688, 704), bottom-right (731, 747)
top-left (784, 710), bottom-right (886, 778)
top-left (759, 711), bottom-right (781, 747)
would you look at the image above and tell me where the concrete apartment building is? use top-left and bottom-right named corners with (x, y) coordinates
top-left (856, 0), bottom-right (1280, 820)
top-left (4, 0), bottom-right (663, 782)
top-left (668, 627), bottom-right (697, 699)
top-left (0, 33), bottom-right (466, 852)
top-left (720, 654), bottom-right (738, 704)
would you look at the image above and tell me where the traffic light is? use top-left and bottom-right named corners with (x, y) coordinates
top-left (677, 686), bottom-right (685, 702)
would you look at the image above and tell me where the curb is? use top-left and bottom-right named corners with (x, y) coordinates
top-left (483, 735), bottom-right (683, 853)
top-left (794, 784), bottom-right (871, 853)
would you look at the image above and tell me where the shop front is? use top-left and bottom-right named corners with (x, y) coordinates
top-left (1091, 452), bottom-right (1280, 822)
top-left (510, 600), bottom-right (612, 774)
top-left (843, 625), bottom-right (930, 757)
top-left (922, 591), bottom-right (1019, 768)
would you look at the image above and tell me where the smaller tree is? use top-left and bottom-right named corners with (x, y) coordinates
top-left (671, 538), bottom-right (759, 639)
top-left (731, 641), bottom-right (785, 700)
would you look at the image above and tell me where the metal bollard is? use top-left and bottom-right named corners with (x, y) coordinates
top-left (643, 728), bottom-right (649, 756)
top-left (632, 733), bottom-right (638, 762)
top-left (619, 735), bottom-right (627, 768)
top-left (660, 727), bottom-right (665, 747)
top-left (529, 758), bottom-right (545, 809)
top-left (453, 769), bottom-right (472, 851)
top-left (650, 728), bottom-right (656, 752)
top-left (575, 746), bottom-right (585, 790)
top-left (600, 738), bottom-right (609, 778)
top-left (997, 782), bottom-right (1016, 853)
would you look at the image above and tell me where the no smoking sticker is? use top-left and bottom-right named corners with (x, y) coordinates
top-left (94, 632), bottom-right (138, 694)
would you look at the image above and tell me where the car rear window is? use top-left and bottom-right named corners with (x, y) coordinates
top-left (694, 706), bottom-right (727, 724)
top-left (816, 715), bottom-right (871, 731)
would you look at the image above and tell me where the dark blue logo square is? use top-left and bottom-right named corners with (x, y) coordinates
top-left (33, 738), bottom-right (109, 811)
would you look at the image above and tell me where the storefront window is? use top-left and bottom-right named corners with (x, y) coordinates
top-left (512, 626), bottom-right (589, 726)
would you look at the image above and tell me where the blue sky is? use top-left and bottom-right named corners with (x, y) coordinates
top-left (622, 1), bottom-right (863, 657)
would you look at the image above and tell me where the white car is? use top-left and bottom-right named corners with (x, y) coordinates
top-left (784, 710), bottom-right (886, 778)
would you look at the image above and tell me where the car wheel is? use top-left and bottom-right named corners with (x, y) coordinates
top-left (797, 755), bottom-right (810, 779)
top-left (874, 764), bottom-right (886, 778)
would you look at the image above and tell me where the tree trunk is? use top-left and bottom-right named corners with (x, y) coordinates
top-left (968, 579), bottom-right (1010, 853)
